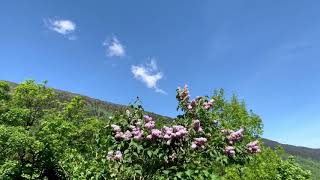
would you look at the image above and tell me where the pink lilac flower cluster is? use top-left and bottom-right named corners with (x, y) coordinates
top-left (144, 115), bottom-right (155, 129)
top-left (191, 137), bottom-right (207, 149)
top-left (246, 140), bottom-right (261, 154)
top-left (187, 96), bottom-right (204, 110)
top-left (131, 126), bottom-right (143, 140)
top-left (192, 120), bottom-right (203, 133)
top-left (172, 125), bottom-right (188, 138)
top-left (143, 115), bottom-right (153, 122)
top-left (143, 114), bottom-right (188, 141)
top-left (111, 124), bottom-right (121, 132)
top-left (187, 96), bottom-right (202, 110)
top-left (146, 129), bottom-right (162, 139)
top-left (112, 124), bottom-right (142, 141)
top-left (203, 99), bottom-right (214, 110)
top-left (176, 85), bottom-right (190, 101)
top-left (122, 130), bottom-right (132, 141)
top-left (224, 146), bottom-right (235, 157)
top-left (223, 128), bottom-right (244, 145)
top-left (163, 125), bottom-right (188, 139)
top-left (107, 150), bottom-right (123, 161)
top-left (162, 126), bottom-right (173, 140)
top-left (141, 115), bottom-right (162, 140)
top-left (144, 121), bottom-right (155, 129)
top-left (187, 99), bottom-right (196, 110)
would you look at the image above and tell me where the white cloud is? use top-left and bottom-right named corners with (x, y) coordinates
top-left (131, 59), bottom-right (166, 94)
top-left (44, 18), bottom-right (77, 39)
top-left (103, 37), bottom-right (126, 57)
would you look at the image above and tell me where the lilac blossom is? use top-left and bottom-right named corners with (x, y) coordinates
top-left (224, 146), bottom-right (235, 157)
top-left (151, 129), bottom-right (162, 138)
top-left (115, 132), bottom-right (124, 139)
top-left (172, 125), bottom-right (188, 137)
top-left (146, 134), bottom-right (153, 140)
top-left (161, 125), bottom-right (187, 145)
top-left (192, 119), bottom-right (203, 133)
top-left (111, 124), bottom-right (121, 132)
top-left (194, 137), bottom-right (207, 146)
top-left (114, 151), bottom-right (123, 160)
top-left (191, 143), bottom-right (197, 149)
top-left (133, 133), bottom-right (143, 140)
top-left (227, 128), bottom-right (244, 144)
top-left (143, 115), bottom-right (153, 122)
top-left (203, 100), bottom-right (213, 110)
top-left (187, 99), bottom-right (197, 110)
top-left (177, 84), bottom-right (190, 101)
top-left (132, 127), bottom-right (143, 140)
top-left (107, 151), bottom-right (123, 161)
top-left (191, 137), bottom-right (208, 149)
top-left (123, 130), bottom-right (132, 141)
top-left (247, 140), bottom-right (261, 154)
top-left (144, 121), bottom-right (155, 129)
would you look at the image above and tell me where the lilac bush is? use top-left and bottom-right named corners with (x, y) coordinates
top-left (106, 85), bottom-right (262, 179)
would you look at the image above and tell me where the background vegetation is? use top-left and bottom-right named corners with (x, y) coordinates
top-left (0, 80), bottom-right (317, 179)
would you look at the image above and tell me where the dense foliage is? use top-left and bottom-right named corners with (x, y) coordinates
top-left (294, 156), bottom-right (320, 180)
top-left (0, 80), bottom-right (312, 179)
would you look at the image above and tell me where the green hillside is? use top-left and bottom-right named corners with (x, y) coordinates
top-left (263, 138), bottom-right (320, 180)
top-left (295, 156), bottom-right (320, 180)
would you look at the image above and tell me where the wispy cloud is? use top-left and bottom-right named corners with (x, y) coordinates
top-left (44, 18), bottom-right (77, 40)
top-left (103, 36), bottom-right (126, 57)
top-left (131, 59), bottom-right (166, 94)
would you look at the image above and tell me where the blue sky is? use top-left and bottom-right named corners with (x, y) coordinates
top-left (1, 0), bottom-right (320, 148)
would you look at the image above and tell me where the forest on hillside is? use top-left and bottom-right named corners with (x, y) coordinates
top-left (0, 80), bottom-right (313, 179)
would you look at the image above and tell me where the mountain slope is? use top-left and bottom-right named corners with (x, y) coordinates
top-left (3, 80), bottom-right (172, 121)
top-left (263, 138), bottom-right (320, 161)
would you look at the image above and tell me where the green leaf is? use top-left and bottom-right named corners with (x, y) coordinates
top-left (163, 170), bottom-right (170, 175)
top-left (153, 148), bottom-right (159, 155)
top-left (135, 170), bottom-right (142, 175)
top-left (185, 170), bottom-right (192, 177)
top-left (176, 172), bottom-right (183, 178)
